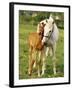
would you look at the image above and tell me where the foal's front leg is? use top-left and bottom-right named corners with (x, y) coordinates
top-left (38, 51), bottom-right (42, 77)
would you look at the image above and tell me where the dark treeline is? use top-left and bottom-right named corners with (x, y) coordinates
top-left (19, 10), bottom-right (64, 29)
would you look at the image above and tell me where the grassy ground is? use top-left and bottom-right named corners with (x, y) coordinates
top-left (19, 24), bottom-right (64, 79)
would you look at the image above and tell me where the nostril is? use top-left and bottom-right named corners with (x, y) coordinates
top-left (44, 42), bottom-right (47, 46)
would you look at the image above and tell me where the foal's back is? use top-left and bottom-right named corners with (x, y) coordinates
top-left (28, 32), bottom-right (43, 50)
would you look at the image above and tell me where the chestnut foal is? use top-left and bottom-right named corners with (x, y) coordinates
top-left (28, 23), bottom-right (45, 77)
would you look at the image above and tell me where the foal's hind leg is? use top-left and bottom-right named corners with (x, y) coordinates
top-left (33, 51), bottom-right (37, 68)
top-left (52, 43), bottom-right (57, 75)
top-left (28, 47), bottom-right (32, 75)
top-left (28, 47), bottom-right (36, 75)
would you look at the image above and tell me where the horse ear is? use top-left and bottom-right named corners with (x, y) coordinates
top-left (52, 21), bottom-right (54, 24)
top-left (46, 19), bottom-right (48, 23)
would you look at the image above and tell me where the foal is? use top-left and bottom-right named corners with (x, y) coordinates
top-left (28, 23), bottom-right (45, 77)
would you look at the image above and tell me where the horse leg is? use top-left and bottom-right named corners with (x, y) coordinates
top-left (46, 47), bottom-right (53, 57)
top-left (49, 47), bottom-right (53, 56)
top-left (45, 47), bottom-right (49, 57)
top-left (41, 47), bottom-right (46, 75)
top-left (52, 43), bottom-right (57, 75)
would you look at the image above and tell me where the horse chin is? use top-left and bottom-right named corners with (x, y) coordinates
top-left (42, 40), bottom-right (47, 47)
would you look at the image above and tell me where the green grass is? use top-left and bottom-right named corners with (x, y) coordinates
top-left (19, 24), bottom-right (64, 79)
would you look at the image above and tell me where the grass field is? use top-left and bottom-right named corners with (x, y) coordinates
top-left (19, 24), bottom-right (64, 79)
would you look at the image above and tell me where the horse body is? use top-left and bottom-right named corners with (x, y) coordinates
top-left (37, 16), bottom-right (59, 75)
top-left (45, 22), bottom-right (59, 75)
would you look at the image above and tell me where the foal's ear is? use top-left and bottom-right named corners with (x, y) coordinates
top-left (42, 22), bottom-right (44, 25)
top-left (41, 22), bottom-right (46, 27)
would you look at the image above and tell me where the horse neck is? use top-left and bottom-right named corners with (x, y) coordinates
top-left (50, 23), bottom-right (59, 41)
top-left (54, 23), bottom-right (58, 31)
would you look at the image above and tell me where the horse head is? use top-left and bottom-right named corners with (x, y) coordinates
top-left (42, 16), bottom-right (55, 44)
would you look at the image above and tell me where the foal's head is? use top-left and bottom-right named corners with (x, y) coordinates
top-left (37, 22), bottom-right (46, 36)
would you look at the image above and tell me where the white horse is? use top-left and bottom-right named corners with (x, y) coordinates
top-left (37, 16), bottom-right (59, 75)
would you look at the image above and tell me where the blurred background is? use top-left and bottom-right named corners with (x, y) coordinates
top-left (19, 11), bottom-right (64, 79)
top-left (19, 10), bottom-right (64, 29)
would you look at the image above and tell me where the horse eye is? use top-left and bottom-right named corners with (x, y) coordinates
top-left (49, 30), bottom-right (51, 33)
